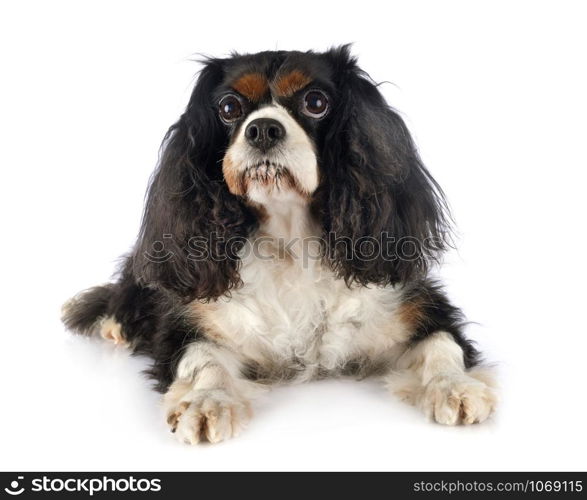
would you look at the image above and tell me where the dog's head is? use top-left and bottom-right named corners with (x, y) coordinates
top-left (219, 55), bottom-right (323, 202)
top-left (133, 46), bottom-right (451, 300)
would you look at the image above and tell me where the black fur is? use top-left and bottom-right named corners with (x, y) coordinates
top-left (62, 284), bottom-right (114, 335)
top-left (64, 262), bottom-right (200, 392)
top-left (132, 60), bottom-right (258, 302)
top-left (62, 46), bottom-right (477, 394)
top-left (313, 47), bottom-right (451, 287)
top-left (403, 279), bottom-right (480, 368)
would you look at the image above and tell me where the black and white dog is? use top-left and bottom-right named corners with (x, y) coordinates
top-left (63, 46), bottom-right (496, 444)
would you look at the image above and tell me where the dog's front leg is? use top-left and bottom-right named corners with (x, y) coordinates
top-left (388, 332), bottom-right (497, 425)
top-left (163, 341), bottom-right (252, 444)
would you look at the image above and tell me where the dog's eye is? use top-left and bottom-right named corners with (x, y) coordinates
top-left (219, 95), bottom-right (243, 123)
top-left (302, 90), bottom-right (329, 118)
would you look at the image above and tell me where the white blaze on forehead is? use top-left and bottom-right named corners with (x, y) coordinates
top-left (224, 103), bottom-right (319, 198)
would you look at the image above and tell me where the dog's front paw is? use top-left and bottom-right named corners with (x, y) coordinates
top-left (421, 371), bottom-right (497, 425)
top-left (166, 389), bottom-right (252, 444)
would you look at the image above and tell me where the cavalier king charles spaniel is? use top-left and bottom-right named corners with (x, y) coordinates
top-left (62, 46), bottom-right (497, 444)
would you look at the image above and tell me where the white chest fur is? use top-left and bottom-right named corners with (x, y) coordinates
top-left (189, 189), bottom-right (411, 381)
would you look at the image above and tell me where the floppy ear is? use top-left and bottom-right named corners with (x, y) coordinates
top-left (132, 59), bottom-right (257, 301)
top-left (314, 47), bottom-right (452, 287)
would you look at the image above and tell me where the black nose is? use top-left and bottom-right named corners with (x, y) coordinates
top-left (245, 118), bottom-right (286, 152)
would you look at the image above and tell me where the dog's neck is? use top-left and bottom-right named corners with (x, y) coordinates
top-left (248, 186), bottom-right (318, 242)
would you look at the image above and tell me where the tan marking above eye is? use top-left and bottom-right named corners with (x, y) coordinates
top-left (232, 73), bottom-right (269, 102)
top-left (273, 70), bottom-right (312, 97)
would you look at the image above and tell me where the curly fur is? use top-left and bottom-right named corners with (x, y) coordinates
top-left (62, 46), bottom-right (496, 440)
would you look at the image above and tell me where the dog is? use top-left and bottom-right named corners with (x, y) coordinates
top-left (62, 46), bottom-right (497, 444)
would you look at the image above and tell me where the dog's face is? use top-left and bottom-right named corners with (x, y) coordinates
top-left (134, 47), bottom-right (451, 300)
top-left (219, 56), bottom-right (331, 202)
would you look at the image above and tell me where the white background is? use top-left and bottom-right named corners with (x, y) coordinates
top-left (1, 0), bottom-right (586, 472)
